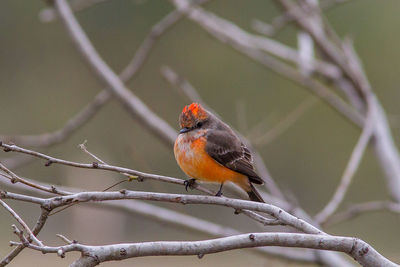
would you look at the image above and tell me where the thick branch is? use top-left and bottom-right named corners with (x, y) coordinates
top-left (1, 190), bottom-right (325, 235)
top-left (0, 142), bottom-right (350, 265)
top-left (0, 177), bottom-right (317, 264)
top-left (17, 233), bottom-right (397, 267)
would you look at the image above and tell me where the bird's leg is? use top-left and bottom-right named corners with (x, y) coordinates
top-left (215, 183), bottom-right (224, 197)
top-left (184, 178), bottom-right (196, 191)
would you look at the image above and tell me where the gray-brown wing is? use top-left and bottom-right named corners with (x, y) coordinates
top-left (205, 130), bottom-right (264, 185)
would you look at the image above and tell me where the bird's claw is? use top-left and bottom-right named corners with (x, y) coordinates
top-left (215, 190), bottom-right (223, 197)
top-left (184, 178), bottom-right (196, 191)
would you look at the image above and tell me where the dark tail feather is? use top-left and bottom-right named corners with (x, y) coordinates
top-left (247, 183), bottom-right (264, 203)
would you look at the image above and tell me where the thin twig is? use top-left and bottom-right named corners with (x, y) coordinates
top-left (325, 201), bottom-right (400, 227)
top-left (0, 200), bottom-right (43, 247)
top-left (249, 97), bottom-right (317, 146)
top-left (0, 142), bottom-right (280, 227)
top-left (78, 140), bottom-right (106, 164)
top-left (39, 0), bottom-right (110, 22)
top-left (314, 104), bottom-right (375, 224)
top-left (0, 162), bottom-right (69, 195)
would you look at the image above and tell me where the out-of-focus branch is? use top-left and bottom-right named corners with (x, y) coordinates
top-left (274, 0), bottom-right (400, 203)
top-left (170, 0), bottom-right (400, 204)
top-left (2, 0), bottom-right (204, 150)
top-left (325, 201), bottom-right (400, 227)
top-left (160, 66), bottom-right (209, 110)
top-left (0, 90), bottom-right (110, 148)
top-left (252, 0), bottom-right (351, 36)
top-left (54, 0), bottom-right (177, 146)
top-left (12, 232), bottom-right (396, 267)
top-left (160, 65), bottom-right (285, 200)
top-left (170, 0), bottom-right (363, 127)
top-left (249, 97), bottom-right (317, 146)
top-left (314, 105), bottom-right (375, 224)
top-left (39, 0), bottom-right (109, 22)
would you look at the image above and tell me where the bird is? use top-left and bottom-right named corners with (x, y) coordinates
top-left (174, 103), bottom-right (264, 202)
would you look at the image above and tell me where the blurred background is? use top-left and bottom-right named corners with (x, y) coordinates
top-left (1, 0), bottom-right (400, 266)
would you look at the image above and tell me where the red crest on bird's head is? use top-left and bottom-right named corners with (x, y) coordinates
top-left (179, 103), bottom-right (208, 129)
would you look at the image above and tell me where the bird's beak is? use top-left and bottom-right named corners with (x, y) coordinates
top-left (179, 127), bottom-right (191, 134)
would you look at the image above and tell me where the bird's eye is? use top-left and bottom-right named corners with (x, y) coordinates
top-left (196, 121), bottom-right (203, 128)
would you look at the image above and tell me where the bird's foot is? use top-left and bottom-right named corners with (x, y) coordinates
top-left (215, 183), bottom-right (224, 197)
top-left (215, 190), bottom-right (223, 197)
top-left (184, 178), bottom-right (196, 191)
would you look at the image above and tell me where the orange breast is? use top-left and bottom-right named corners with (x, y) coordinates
top-left (174, 133), bottom-right (247, 185)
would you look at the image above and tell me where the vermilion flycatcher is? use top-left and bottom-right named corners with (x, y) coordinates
top-left (174, 103), bottom-right (264, 202)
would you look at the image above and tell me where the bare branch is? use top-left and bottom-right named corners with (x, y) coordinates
top-left (39, 0), bottom-right (109, 22)
top-left (0, 208), bottom-right (49, 267)
top-left (297, 31), bottom-right (315, 77)
top-left (0, 142), bottom-right (203, 189)
top-left (78, 141), bottom-right (137, 183)
top-left (252, 0), bottom-right (351, 36)
top-left (271, 0), bottom-right (400, 202)
top-left (0, 90), bottom-right (110, 148)
top-left (168, 0), bottom-right (400, 205)
top-left (0, 190), bottom-right (324, 234)
top-left (170, 0), bottom-right (364, 127)
top-left (2, 0), bottom-right (200, 149)
top-left (325, 201), bottom-right (400, 227)
top-left (0, 161), bottom-right (69, 195)
top-left (15, 232), bottom-right (398, 267)
top-left (0, 143), bottom-right (281, 228)
top-left (0, 177), bottom-right (316, 263)
top-left (0, 142), bottom-right (350, 261)
top-left (56, 234), bottom-right (73, 245)
top-left (314, 105), bottom-right (375, 224)
top-left (0, 200), bottom-right (43, 247)
top-left (249, 97), bottom-right (317, 146)
top-left (54, 0), bottom-right (177, 146)
top-left (160, 65), bottom-right (218, 114)
top-left (78, 141), bottom-right (106, 164)
top-left (1, 155), bottom-right (34, 170)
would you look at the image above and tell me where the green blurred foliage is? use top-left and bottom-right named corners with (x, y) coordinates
top-left (1, 0), bottom-right (400, 266)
